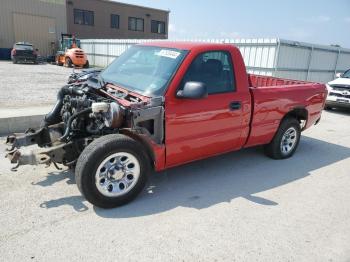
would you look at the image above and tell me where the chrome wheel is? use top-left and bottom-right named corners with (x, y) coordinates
top-left (95, 152), bottom-right (140, 197)
top-left (280, 127), bottom-right (297, 155)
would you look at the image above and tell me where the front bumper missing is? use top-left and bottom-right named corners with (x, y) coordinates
top-left (5, 123), bottom-right (86, 171)
top-left (6, 143), bottom-right (68, 171)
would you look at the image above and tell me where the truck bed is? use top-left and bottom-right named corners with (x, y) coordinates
top-left (244, 74), bottom-right (327, 148)
top-left (248, 74), bottom-right (309, 88)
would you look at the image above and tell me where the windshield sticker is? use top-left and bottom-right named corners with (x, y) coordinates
top-left (156, 49), bottom-right (181, 59)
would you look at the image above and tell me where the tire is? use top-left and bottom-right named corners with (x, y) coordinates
top-left (75, 134), bottom-right (151, 208)
top-left (65, 57), bottom-right (73, 68)
top-left (83, 60), bottom-right (89, 68)
top-left (56, 57), bottom-right (63, 66)
top-left (264, 117), bottom-right (301, 159)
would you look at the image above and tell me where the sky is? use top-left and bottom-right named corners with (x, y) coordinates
top-left (116, 0), bottom-right (350, 47)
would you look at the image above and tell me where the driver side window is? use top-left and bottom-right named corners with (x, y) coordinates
top-left (181, 51), bottom-right (236, 94)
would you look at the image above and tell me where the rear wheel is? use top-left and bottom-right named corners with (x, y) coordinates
top-left (65, 57), bottom-right (73, 67)
top-left (83, 60), bottom-right (89, 68)
top-left (75, 134), bottom-right (151, 208)
top-left (264, 117), bottom-right (301, 159)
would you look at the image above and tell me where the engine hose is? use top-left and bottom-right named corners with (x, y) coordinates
top-left (59, 108), bottom-right (92, 142)
top-left (44, 85), bottom-right (85, 126)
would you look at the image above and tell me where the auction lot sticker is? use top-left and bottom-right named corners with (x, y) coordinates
top-left (156, 49), bottom-right (181, 59)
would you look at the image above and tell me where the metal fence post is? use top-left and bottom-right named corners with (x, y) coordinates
top-left (107, 41), bottom-right (109, 67)
top-left (273, 39), bottom-right (281, 77)
top-left (306, 46), bottom-right (314, 81)
top-left (334, 49), bottom-right (341, 76)
top-left (92, 41), bottom-right (96, 66)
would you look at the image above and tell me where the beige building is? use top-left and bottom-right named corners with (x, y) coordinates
top-left (0, 0), bottom-right (67, 56)
top-left (67, 0), bottom-right (169, 39)
top-left (0, 0), bottom-right (169, 57)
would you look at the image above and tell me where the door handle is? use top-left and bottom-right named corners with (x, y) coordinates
top-left (229, 101), bottom-right (241, 111)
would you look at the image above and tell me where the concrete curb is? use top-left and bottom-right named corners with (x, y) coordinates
top-left (0, 114), bottom-right (44, 135)
top-left (0, 106), bottom-right (52, 135)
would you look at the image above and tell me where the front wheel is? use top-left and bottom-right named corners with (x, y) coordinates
top-left (75, 134), bottom-right (151, 208)
top-left (264, 117), bottom-right (301, 159)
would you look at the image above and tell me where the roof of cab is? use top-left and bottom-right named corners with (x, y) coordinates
top-left (140, 41), bottom-right (237, 51)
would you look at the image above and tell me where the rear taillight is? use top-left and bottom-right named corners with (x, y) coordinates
top-left (11, 49), bottom-right (16, 55)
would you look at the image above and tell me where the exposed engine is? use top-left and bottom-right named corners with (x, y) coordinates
top-left (45, 84), bottom-right (125, 141)
top-left (67, 68), bottom-right (102, 84)
top-left (5, 70), bottom-right (164, 170)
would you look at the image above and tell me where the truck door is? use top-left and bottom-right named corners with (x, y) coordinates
top-left (165, 50), bottom-right (250, 167)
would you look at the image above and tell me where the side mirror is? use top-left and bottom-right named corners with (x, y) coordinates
top-left (335, 73), bottom-right (342, 78)
top-left (176, 81), bottom-right (208, 99)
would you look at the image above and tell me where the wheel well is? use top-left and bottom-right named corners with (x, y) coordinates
top-left (119, 130), bottom-right (155, 168)
top-left (282, 108), bottom-right (308, 129)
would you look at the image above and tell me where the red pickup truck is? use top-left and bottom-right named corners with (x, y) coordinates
top-left (6, 42), bottom-right (327, 208)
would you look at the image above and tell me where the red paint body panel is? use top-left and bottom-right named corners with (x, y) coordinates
top-left (128, 42), bottom-right (326, 171)
top-left (245, 83), bottom-right (326, 147)
top-left (163, 43), bottom-right (252, 168)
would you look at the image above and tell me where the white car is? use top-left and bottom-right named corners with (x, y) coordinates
top-left (325, 69), bottom-right (350, 110)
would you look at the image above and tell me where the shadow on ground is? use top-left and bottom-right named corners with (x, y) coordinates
top-left (38, 136), bottom-right (350, 216)
top-left (32, 169), bottom-right (75, 187)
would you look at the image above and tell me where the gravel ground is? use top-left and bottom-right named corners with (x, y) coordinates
top-left (0, 110), bottom-right (350, 261)
top-left (0, 61), bottom-right (75, 108)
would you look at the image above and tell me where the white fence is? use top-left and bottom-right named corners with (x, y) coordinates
top-left (81, 38), bottom-right (350, 83)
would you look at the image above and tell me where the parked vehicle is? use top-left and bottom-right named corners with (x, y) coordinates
top-left (5, 42), bottom-right (327, 208)
top-left (55, 34), bottom-right (89, 68)
top-left (325, 69), bottom-right (350, 110)
top-left (11, 42), bottom-right (38, 64)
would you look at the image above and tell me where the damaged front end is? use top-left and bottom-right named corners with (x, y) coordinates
top-left (5, 74), bottom-right (164, 171)
top-left (5, 124), bottom-right (89, 171)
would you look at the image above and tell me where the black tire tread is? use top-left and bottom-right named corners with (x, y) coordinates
top-left (75, 134), bottom-right (151, 208)
top-left (83, 60), bottom-right (89, 68)
top-left (66, 57), bottom-right (73, 67)
top-left (264, 117), bottom-right (301, 159)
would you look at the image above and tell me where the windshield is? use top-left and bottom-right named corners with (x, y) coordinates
top-left (342, 69), bottom-right (350, 78)
top-left (100, 45), bottom-right (187, 96)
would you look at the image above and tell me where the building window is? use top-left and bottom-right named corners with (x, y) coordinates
top-left (74, 9), bottom-right (94, 26)
top-left (128, 17), bottom-right (144, 31)
top-left (151, 20), bottom-right (166, 34)
top-left (111, 14), bottom-right (119, 28)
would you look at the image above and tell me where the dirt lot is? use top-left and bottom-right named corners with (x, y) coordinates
top-left (0, 61), bottom-right (74, 108)
top-left (0, 109), bottom-right (350, 261)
